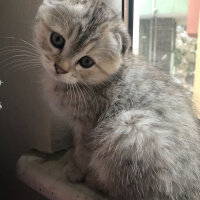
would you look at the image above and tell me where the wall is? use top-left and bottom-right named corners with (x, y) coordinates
top-left (0, 0), bottom-right (50, 199)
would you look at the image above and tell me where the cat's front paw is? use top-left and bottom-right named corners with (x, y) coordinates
top-left (85, 171), bottom-right (108, 194)
top-left (64, 161), bottom-right (85, 183)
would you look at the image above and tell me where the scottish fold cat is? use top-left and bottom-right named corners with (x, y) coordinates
top-left (34, 0), bottom-right (200, 199)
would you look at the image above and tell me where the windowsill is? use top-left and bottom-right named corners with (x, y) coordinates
top-left (17, 150), bottom-right (107, 200)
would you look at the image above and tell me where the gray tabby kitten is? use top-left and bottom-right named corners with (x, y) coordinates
top-left (34, 0), bottom-right (200, 199)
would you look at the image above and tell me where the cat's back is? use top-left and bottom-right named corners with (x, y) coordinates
top-left (109, 55), bottom-right (197, 127)
top-left (93, 55), bottom-right (200, 200)
top-left (103, 54), bottom-right (200, 154)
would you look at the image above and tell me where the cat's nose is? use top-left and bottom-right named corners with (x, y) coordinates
top-left (54, 63), bottom-right (68, 74)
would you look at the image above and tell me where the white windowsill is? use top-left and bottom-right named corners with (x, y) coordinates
top-left (17, 150), bottom-right (107, 200)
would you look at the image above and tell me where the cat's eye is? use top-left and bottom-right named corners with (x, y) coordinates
top-left (50, 32), bottom-right (65, 50)
top-left (78, 56), bottom-right (95, 69)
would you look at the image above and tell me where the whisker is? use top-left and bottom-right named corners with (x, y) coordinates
top-left (0, 48), bottom-right (39, 57)
top-left (18, 65), bottom-right (42, 73)
top-left (0, 57), bottom-right (40, 66)
top-left (0, 54), bottom-right (40, 66)
top-left (0, 45), bottom-right (38, 54)
top-left (5, 63), bottom-right (41, 74)
top-left (71, 84), bottom-right (77, 117)
top-left (0, 59), bottom-right (41, 71)
top-left (69, 84), bottom-right (73, 106)
top-left (12, 64), bottom-right (41, 73)
top-left (0, 50), bottom-right (40, 60)
top-left (75, 83), bottom-right (81, 117)
top-left (79, 80), bottom-right (98, 113)
top-left (77, 83), bottom-right (87, 111)
top-left (0, 37), bottom-right (37, 50)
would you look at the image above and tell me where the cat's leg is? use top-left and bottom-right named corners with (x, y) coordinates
top-left (63, 148), bottom-right (85, 182)
top-left (85, 168), bottom-right (108, 194)
top-left (89, 109), bottom-right (200, 200)
top-left (65, 145), bottom-right (108, 192)
top-left (64, 122), bottom-right (94, 183)
top-left (64, 144), bottom-right (93, 183)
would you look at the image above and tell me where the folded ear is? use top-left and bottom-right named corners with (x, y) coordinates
top-left (115, 25), bottom-right (131, 55)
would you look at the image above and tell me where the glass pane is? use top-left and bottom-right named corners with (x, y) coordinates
top-left (133, 0), bottom-right (199, 98)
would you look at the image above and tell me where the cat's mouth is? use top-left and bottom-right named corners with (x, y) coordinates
top-left (50, 63), bottom-right (78, 84)
top-left (54, 63), bottom-right (68, 75)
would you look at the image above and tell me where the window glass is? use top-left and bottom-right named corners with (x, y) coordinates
top-left (130, 0), bottom-right (199, 98)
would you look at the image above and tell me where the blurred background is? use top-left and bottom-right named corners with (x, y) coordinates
top-left (0, 0), bottom-right (199, 200)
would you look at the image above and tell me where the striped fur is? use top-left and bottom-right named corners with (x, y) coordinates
top-left (34, 1), bottom-right (200, 199)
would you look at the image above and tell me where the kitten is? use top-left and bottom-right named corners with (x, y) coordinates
top-left (34, 0), bottom-right (200, 199)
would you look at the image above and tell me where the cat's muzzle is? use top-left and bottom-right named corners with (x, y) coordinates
top-left (54, 63), bottom-right (68, 74)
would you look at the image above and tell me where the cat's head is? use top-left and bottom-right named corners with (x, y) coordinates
top-left (34, 0), bottom-right (130, 85)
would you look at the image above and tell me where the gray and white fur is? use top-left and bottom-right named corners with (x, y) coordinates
top-left (34, 0), bottom-right (200, 199)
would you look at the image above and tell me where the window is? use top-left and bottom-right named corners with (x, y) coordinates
top-left (122, 0), bottom-right (200, 116)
